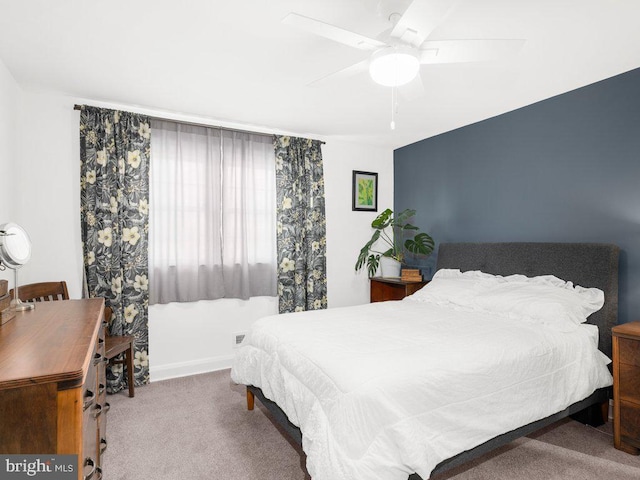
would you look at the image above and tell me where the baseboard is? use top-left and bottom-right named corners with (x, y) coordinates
top-left (150, 354), bottom-right (234, 382)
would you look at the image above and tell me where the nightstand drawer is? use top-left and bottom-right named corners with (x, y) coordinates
top-left (620, 363), bottom-right (640, 404)
top-left (621, 402), bottom-right (640, 448)
top-left (613, 321), bottom-right (640, 454)
top-left (620, 338), bottom-right (640, 367)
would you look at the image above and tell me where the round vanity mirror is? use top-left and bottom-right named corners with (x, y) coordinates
top-left (0, 223), bottom-right (32, 267)
top-left (0, 222), bottom-right (35, 311)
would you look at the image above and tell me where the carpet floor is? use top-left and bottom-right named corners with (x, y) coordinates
top-left (103, 370), bottom-right (640, 479)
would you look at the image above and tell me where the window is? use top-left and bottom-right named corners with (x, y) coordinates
top-left (149, 120), bottom-right (276, 304)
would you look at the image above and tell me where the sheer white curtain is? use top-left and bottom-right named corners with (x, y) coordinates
top-left (149, 120), bottom-right (276, 304)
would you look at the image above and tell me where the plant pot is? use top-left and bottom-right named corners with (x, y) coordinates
top-left (380, 256), bottom-right (401, 278)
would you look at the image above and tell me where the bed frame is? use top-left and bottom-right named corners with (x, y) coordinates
top-left (245, 242), bottom-right (620, 479)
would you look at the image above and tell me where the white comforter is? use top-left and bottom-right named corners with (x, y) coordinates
top-left (231, 298), bottom-right (612, 480)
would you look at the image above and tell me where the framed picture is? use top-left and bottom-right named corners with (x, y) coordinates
top-left (352, 170), bottom-right (378, 211)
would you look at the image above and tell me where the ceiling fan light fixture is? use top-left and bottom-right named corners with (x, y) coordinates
top-left (369, 46), bottom-right (420, 87)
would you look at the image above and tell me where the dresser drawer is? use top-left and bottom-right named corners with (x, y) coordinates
top-left (619, 363), bottom-right (640, 404)
top-left (87, 325), bottom-right (108, 474)
top-left (619, 337), bottom-right (640, 367)
top-left (83, 353), bottom-right (98, 413)
top-left (98, 408), bottom-right (109, 466)
top-left (96, 321), bottom-right (108, 465)
top-left (82, 408), bottom-right (99, 478)
top-left (620, 401), bottom-right (640, 449)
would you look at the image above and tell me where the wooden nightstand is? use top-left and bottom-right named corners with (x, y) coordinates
top-left (613, 321), bottom-right (640, 454)
top-left (370, 277), bottom-right (428, 303)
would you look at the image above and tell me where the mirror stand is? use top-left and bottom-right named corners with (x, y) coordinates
top-left (10, 268), bottom-right (34, 311)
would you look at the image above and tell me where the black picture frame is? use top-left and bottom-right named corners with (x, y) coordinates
top-left (352, 170), bottom-right (378, 212)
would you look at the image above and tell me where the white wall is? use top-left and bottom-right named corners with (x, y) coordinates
top-left (323, 140), bottom-right (394, 307)
top-left (14, 91), bottom-right (84, 295)
top-left (0, 58), bottom-right (20, 287)
top-left (149, 296), bottom-right (279, 380)
top-left (11, 89), bottom-right (393, 381)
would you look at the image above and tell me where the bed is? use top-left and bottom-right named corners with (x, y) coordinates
top-left (231, 242), bottom-right (620, 480)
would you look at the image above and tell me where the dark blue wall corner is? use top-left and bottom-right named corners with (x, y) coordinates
top-left (394, 67), bottom-right (640, 324)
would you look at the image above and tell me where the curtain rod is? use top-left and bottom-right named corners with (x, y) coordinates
top-left (73, 104), bottom-right (325, 144)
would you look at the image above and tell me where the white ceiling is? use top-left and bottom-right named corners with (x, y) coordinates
top-left (1, 0), bottom-right (639, 149)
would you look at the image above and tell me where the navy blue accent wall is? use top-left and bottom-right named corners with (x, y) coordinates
top-left (394, 67), bottom-right (640, 325)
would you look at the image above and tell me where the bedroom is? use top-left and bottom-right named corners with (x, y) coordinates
top-left (1, 1), bottom-right (640, 479)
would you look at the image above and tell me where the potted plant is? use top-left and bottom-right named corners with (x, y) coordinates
top-left (355, 208), bottom-right (434, 277)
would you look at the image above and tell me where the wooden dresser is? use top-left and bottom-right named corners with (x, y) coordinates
top-left (613, 321), bottom-right (640, 455)
top-left (370, 277), bottom-right (428, 302)
top-left (0, 298), bottom-right (108, 479)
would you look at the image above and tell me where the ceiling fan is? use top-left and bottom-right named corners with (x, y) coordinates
top-left (283, 0), bottom-right (525, 95)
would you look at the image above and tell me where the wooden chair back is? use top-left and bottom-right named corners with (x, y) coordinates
top-left (102, 304), bottom-right (136, 397)
top-left (11, 281), bottom-right (69, 302)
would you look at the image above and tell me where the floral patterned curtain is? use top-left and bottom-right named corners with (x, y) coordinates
top-left (80, 106), bottom-right (150, 393)
top-left (274, 135), bottom-right (327, 313)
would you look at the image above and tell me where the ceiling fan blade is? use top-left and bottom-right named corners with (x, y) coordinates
top-left (307, 59), bottom-right (370, 87)
top-left (283, 13), bottom-right (387, 51)
top-left (399, 72), bottom-right (425, 100)
top-left (419, 39), bottom-right (525, 64)
top-left (390, 0), bottom-right (458, 47)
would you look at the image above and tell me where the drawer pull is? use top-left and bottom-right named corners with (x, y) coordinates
top-left (94, 467), bottom-right (103, 480)
top-left (91, 403), bottom-right (103, 419)
top-left (98, 383), bottom-right (106, 395)
top-left (83, 389), bottom-right (95, 411)
top-left (83, 458), bottom-right (96, 480)
top-left (103, 402), bottom-right (111, 414)
top-left (100, 437), bottom-right (108, 454)
top-left (93, 353), bottom-right (103, 366)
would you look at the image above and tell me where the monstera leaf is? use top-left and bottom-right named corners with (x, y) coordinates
top-left (355, 230), bottom-right (381, 272)
top-left (371, 208), bottom-right (393, 230)
top-left (405, 232), bottom-right (435, 256)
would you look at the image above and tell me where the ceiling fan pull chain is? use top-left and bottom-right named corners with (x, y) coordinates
top-left (390, 86), bottom-right (396, 130)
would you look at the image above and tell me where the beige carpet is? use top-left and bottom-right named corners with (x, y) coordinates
top-left (103, 370), bottom-right (640, 480)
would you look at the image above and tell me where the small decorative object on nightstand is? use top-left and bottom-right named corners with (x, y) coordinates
top-left (401, 268), bottom-right (423, 282)
top-left (370, 277), bottom-right (427, 303)
top-left (613, 321), bottom-right (640, 455)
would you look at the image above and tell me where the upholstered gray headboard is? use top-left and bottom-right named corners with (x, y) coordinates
top-left (436, 243), bottom-right (620, 358)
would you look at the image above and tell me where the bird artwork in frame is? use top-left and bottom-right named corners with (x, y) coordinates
top-left (352, 170), bottom-right (378, 212)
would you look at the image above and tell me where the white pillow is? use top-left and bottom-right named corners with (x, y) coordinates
top-left (409, 269), bottom-right (500, 306)
top-left (409, 268), bottom-right (604, 326)
top-left (475, 274), bottom-right (604, 325)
